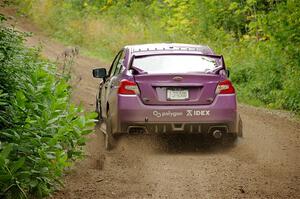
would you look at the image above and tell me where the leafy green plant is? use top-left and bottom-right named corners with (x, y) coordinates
top-left (0, 16), bottom-right (96, 198)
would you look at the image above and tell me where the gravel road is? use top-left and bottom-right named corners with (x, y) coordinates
top-left (2, 7), bottom-right (299, 199)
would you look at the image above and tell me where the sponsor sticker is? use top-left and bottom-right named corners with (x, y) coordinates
top-left (152, 110), bottom-right (210, 118)
top-left (152, 110), bottom-right (183, 118)
top-left (186, 110), bottom-right (210, 117)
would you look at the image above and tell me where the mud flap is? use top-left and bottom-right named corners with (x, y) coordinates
top-left (95, 96), bottom-right (104, 123)
top-left (238, 115), bottom-right (243, 137)
top-left (105, 113), bottom-right (116, 151)
top-left (221, 133), bottom-right (238, 147)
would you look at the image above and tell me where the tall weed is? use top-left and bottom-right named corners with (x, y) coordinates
top-left (0, 16), bottom-right (96, 198)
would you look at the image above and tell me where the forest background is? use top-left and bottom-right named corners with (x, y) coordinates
top-left (16, 0), bottom-right (300, 113)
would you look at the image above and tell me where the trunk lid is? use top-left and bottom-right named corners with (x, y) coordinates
top-left (134, 73), bottom-right (222, 105)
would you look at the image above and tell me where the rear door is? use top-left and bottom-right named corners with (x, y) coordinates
top-left (101, 50), bottom-right (124, 117)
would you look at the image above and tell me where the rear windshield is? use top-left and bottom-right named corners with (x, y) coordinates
top-left (132, 54), bottom-right (218, 74)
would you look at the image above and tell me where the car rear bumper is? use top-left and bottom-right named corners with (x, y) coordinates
top-left (116, 94), bottom-right (238, 134)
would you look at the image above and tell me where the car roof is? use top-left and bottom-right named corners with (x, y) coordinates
top-left (125, 43), bottom-right (215, 55)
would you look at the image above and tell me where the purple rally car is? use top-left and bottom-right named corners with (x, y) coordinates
top-left (93, 43), bottom-right (243, 150)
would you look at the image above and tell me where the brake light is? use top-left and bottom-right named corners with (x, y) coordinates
top-left (216, 79), bottom-right (235, 94)
top-left (118, 79), bottom-right (140, 95)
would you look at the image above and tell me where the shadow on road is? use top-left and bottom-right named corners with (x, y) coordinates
top-left (115, 134), bottom-right (237, 155)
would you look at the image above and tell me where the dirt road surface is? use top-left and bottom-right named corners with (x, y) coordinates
top-left (2, 8), bottom-right (299, 199)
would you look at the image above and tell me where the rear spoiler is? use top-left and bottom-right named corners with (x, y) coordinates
top-left (200, 54), bottom-right (227, 73)
top-left (129, 53), bottom-right (226, 74)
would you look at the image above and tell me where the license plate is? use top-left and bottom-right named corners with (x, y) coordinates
top-left (167, 89), bottom-right (189, 100)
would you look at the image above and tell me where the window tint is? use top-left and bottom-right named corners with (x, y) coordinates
top-left (133, 55), bottom-right (218, 74)
top-left (109, 50), bottom-right (123, 77)
top-left (113, 50), bottom-right (125, 76)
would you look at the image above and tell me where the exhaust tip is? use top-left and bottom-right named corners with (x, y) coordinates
top-left (209, 126), bottom-right (228, 139)
top-left (128, 126), bottom-right (146, 134)
top-left (212, 129), bottom-right (222, 139)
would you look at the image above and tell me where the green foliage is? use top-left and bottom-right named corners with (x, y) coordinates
top-left (0, 16), bottom-right (96, 198)
top-left (13, 0), bottom-right (300, 113)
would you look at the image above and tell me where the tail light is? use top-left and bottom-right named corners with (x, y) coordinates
top-left (216, 79), bottom-right (235, 94)
top-left (118, 79), bottom-right (140, 95)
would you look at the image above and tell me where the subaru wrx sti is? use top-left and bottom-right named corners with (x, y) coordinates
top-left (93, 43), bottom-right (243, 150)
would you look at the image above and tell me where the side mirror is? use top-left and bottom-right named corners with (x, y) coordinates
top-left (225, 69), bottom-right (230, 77)
top-left (93, 68), bottom-right (107, 78)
